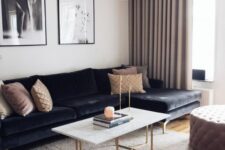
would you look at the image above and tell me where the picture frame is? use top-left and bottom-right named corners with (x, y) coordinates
top-left (58, 0), bottom-right (95, 45)
top-left (0, 0), bottom-right (47, 46)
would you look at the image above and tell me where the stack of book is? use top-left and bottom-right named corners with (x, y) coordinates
top-left (93, 112), bottom-right (133, 128)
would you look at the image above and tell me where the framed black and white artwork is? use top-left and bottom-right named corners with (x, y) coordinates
top-left (0, 0), bottom-right (47, 46)
top-left (58, 0), bottom-right (95, 45)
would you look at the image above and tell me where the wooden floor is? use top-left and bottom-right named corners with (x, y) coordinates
top-left (166, 116), bottom-right (190, 133)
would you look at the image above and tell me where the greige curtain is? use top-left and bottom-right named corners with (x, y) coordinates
top-left (129, 0), bottom-right (193, 90)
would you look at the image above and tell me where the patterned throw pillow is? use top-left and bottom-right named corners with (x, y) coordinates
top-left (0, 81), bottom-right (13, 119)
top-left (2, 82), bottom-right (35, 116)
top-left (108, 74), bottom-right (146, 95)
top-left (31, 79), bottom-right (53, 112)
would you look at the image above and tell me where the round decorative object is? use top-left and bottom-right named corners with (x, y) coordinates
top-left (190, 105), bottom-right (225, 150)
top-left (104, 106), bottom-right (115, 119)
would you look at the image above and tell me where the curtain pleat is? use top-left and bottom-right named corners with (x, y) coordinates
top-left (161, 0), bottom-right (167, 81)
top-left (129, 0), bottom-right (192, 90)
top-left (149, 0), bottom-right (154, 79)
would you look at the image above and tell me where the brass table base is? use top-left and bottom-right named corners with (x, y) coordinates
top-left (75, 140), bottom-right (82, 150)
top-left (75, 125), bottom-right (154, 150)
top-left (115, 125), bottom-right (154, 150)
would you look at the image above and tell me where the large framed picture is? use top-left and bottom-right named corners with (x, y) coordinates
top-left (58, 0), bottom-right (95, 45)
top-left (0, 0), bottom-right (47, 46)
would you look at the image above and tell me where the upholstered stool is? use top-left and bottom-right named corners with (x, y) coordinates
top-left (190, 105), bottom-right (225, 150)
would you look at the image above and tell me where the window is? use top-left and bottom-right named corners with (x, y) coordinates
top-left (192, 0), bottom-right (216, 81)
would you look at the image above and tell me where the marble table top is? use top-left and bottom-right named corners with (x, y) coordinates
top-left (52, 107), bottom-right (170, 145)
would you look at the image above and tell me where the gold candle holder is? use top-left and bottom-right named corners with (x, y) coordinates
top-left (128, 85), bottom-right (131, 111)
top-left (119, 75), bottom-right (122, 110)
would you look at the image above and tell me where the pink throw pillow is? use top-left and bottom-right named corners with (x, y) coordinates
top-left (112, 67), bottom-right (137, 75)
top-left (2, 82), bottom-right (35, 116)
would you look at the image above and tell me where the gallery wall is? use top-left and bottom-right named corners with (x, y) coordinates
top-left (0, 0), bottom-right (129, 80)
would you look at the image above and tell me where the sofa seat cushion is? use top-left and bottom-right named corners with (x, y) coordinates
top-left (129, 89), bottom-right (201, 113)
top-left (55, 94), bottom-right (120, 118)
top-left (1, 107), bottom-right (76, 136)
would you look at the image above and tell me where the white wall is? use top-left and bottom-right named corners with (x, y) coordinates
top-left (0, 0), bottom-right (129, 80)
top-left (214, 0), bottom-right (225, 104)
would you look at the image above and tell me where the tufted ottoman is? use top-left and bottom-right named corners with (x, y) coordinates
top-left (190, 105), bottom-right (225, 150)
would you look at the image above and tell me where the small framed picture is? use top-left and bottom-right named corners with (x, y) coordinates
top-left (58, 0), bottom-right (95, 45)
top-left (0, 0), bottom-right (47, 46)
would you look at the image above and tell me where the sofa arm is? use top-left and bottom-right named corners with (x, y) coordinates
top-left (0, 120), bottom-right (2, 150)
top-left (0, 119), bottom-right (1, 133)
top-left (149, 79), bottom-right (164, 88)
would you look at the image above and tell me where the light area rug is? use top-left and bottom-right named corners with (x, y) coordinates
top-left (29, 128), bottom-right (190, 150)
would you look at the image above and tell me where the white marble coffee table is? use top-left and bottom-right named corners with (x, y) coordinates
top-left (52, 107), bottom-right (169, 150)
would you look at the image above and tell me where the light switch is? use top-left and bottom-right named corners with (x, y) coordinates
top-left (0, 55), bottom-right (2, 60)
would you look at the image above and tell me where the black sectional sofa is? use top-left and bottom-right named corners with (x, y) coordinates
top-left (0, 67), bottom-right (201, 150)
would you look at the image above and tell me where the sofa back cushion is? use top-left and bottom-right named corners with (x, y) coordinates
top-left (93, 67), bottom-right (123, 94)
top-left (3, 76), bottom-right (38, 92)
top-left (39, 68), bottom-right (98, 102)
top-left (93, 68), bottom-right (113, 94)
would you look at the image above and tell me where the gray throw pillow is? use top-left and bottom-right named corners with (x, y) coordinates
top-left (136, 66), bottom-right (151, 88)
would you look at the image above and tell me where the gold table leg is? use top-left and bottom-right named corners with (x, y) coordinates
top-left (75, 140), bottom-right (77, 150)
top-left (146, 126), bottom-right (149, 144)
top-left (115, 137), bottom-right (119, 150)
top-left (75, 140), bottom-right (82, 150)
top-left (150, 124), bottom-right (153, 150)
top-left (163, 121), bottom-right (169, 134)
top-left (79, 141), bottom-right (82, 150)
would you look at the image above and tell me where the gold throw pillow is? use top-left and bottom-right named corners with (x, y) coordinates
top-left (108, 73), bottom-right (146, 95)
top-left (31, 79), bottom-right (53, 112)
